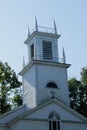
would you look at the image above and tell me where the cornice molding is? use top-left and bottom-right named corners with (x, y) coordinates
top-left (19, 60), bottom-right (71, 75)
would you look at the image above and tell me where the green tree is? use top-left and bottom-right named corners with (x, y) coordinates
top-left (0, 62), bottom-right (22, 114)
top-left (68, 67), bottom-right (87, 117)
top-left (68, 78), bottom-right (81, 111)
top-left (81, 67), bottom-right (87, 85)
top-left (12, 88), bottom-right (22, 108)
top-left (79, 67), bottom-right (87, 116)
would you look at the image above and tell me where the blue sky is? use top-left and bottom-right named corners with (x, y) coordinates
top-left (0, 0), bottom-right (87, 80)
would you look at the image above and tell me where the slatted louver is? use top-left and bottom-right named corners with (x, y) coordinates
top-left (43, 41), bottom-right (52, 60)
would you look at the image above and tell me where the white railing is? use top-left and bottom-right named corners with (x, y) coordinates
top-left (30, 26), bottom-right (55, 35)
top-left (38, 26), bottom-right (55, 34)
top-left (24, 55), bottom-right (64, 68)
top-left (35, 55), bottom-right (63, 63)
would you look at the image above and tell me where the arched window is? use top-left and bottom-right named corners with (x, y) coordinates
top-left (47, 82), bottom-right (57, 89)
top-left (49, 111), bottom-right (60, 130)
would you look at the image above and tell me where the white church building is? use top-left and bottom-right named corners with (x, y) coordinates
top-left (0, 18), bottom-right (87, 130)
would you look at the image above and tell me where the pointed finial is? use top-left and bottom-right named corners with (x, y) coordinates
top-left (23, 56), bottom-right (25, 68)
top-left (34, 16), bottom-right (38, 31)
top-left (28, 25), bottom-right (30, 37)
top-left (62, 47), bottom-right (66, 63)
top-left (54, 20), bottom-right (57, 34)
top-left (50, 89), bottom-right (55, 98)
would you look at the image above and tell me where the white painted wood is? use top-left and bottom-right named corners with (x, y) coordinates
top-left (0, 22), bottom-right (87, 130)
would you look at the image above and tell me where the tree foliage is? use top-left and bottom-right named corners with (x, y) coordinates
top-left (81, 67), bottom-right (87, 85)
top-left (0, 62), bottom-right (22, 114)
top-left (68, 67), bottom-right (87, 117)
top-left (12, 89), bottom-right (22, 107)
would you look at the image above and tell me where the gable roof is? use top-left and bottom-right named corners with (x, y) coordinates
top-left (0, 98), bottom-right (87, 127)
top-left (20, 98), bottom-right (87, 123)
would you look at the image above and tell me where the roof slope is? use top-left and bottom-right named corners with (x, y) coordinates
top-left (0, 104), bottom-right (27, 124)
top-left (0, 98), bottom-right (87, 127)
top-left (20, 98), bottom-right (87, 123)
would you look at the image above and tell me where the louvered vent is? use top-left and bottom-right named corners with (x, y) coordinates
top-left (43, 41), bottom-right (52, 60)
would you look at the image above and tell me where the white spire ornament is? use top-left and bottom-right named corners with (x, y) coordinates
top-left (54, 20), bottom-right (57, 34)
top-left (34, 16), bottom-right (38, 31)
top-left (28, 25), bottom-right (30, 37)
top-left (23, 56), bottom-right (25, 68)
top-left (62, 47), bottom-right (66, 63)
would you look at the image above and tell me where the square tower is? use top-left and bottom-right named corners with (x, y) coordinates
top-left (19, 19), bottom-right (70, 109)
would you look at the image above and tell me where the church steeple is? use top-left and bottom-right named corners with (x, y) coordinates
top-left (24, 19), bottom-right (60, 63)
top-left (19, 19), bottom-right (70, 109)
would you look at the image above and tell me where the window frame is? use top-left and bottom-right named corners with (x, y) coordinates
top-left (30, 44), bottom-right (34, 60)
top-left (49, 120), bottom-right (60, 130)
top-left (49, 112), bottom-right (60, 130)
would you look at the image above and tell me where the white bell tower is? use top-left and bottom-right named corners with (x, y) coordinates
top-left (19, 18), bottom-right (70, 109)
